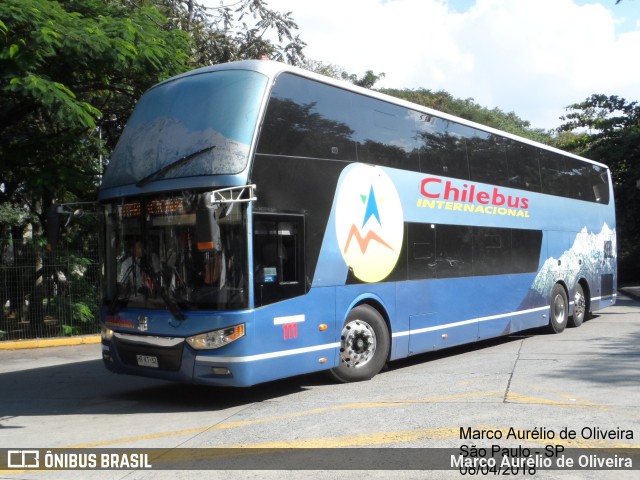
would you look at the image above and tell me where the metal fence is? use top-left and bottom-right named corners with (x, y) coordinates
top-left (0, 237), bottom-right (102, 341)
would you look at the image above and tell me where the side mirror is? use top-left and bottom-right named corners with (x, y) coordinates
top-left (196, 193), bottom-right (220, 252)
top-left (46, 205), bottom-right (61, 251)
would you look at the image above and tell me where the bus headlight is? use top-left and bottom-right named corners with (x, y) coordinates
top-left (101, 326), bottom-right (114, 341)
top-left (187, 324), bottom-right (245, 350)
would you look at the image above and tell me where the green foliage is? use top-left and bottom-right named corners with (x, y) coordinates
top-left (558, 94), bottom-right (640, 283)
top-left (0, 0), bottom-right (307, 241)
top-left (155, 0), bottom-right (306, 66)
top-left (0, 203), bottom-right (33, 227)
top-left (347, 70), bottom-right (386, 89)
top-left (301, 59), bottom-right (386, 89)
top-left (0, 0), bottom-right (192, 238)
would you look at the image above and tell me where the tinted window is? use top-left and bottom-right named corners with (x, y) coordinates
top-left (468, 132), bottom-right (509, 187)
top-left (435, 225), bottom-right (473, 278)
top-left (417, 117), bottom-right (471, 180)
top-left (512, 229), bottom-right (543, 273)
top-left (588, 164), bottom-right (610, 204)
top-left (472, 227), bottom-right (512, 275)
top-left (564, 157), bottom-right (593, 201)
top-left (539, 151), bottom-right (568, 196)
top-left (506, 141), bottom-right (541, 193)
top-left (407, 223), bottom-right (436, 280)
top-left (404, 224), bottom-right (542, 280)
top-left (563, 157), bottom-right (610, 203)
top-left (257, 73), bottom-right (356, 160)
top-left (350, 95), bottom-right (420, 170)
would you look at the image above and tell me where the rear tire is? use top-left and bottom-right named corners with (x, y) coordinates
top-left (329, 304), bottom-right (390, 383)
top-left (547, 284), bottom-right (568, 333)
top-left (568, 284), bottom-right (586, 328)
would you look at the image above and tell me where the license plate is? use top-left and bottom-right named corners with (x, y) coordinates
top-left (136, 355), bottom-right (159, 368)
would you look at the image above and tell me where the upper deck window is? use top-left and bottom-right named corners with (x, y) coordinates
top-left (102, 70), bottom-right (268, 189)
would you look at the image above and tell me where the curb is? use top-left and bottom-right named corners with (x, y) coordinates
top-left (0, 334), bottom-right (101, 350)
top-left (619, 287), bottom-right (640, 302)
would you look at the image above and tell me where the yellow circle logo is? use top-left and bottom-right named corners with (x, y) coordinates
top-left (335, 164), bottom-right (404, 282)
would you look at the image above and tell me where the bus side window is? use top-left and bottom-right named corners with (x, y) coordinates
top-left (506, 141), bottom-right (541, 193)
top-left (564, 157), bottom-right (593, 201)
top-left (590, 166), bottom-right (610, 204)
top-left (417, 117), bottom-right (471, 180)
top-left (350, 95), bottom-right (420, 171)
top-left (472, 228), bottom-right (511, 276)
top-left (407, 223), bottom-right (436, 280)
top-left (257, 73), bottom-right (357, 161)
top-left (468, 132), bottom-right (509, 187)
top-left (540, 151), bottom-right (568, 197)
top-left (435, 225), bottom-right (473, 278)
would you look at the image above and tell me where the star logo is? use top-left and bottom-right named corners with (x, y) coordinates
top-left (362, 185), bottom-right (382, 228)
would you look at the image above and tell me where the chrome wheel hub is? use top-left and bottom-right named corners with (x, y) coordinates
top-left (340, 320), bottom-right (376, 368)
top-left (553, 294), bottom-right (566, 324)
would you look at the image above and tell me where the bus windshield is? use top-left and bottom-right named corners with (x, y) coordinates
top-left (105, 192), bottom-right (249, 313)
top-left (102, 70), bottom-right (268, 189)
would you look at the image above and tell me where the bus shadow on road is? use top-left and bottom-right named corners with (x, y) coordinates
top-left (382, 330), bottom-right (537, 376)
top-left (0, 359), bottom-right (313, 419)
top-left (0, 333), bottom-right (535, 420)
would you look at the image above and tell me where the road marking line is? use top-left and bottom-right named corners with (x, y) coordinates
top-left (506, 391), bottom-right (606, 409)
top-left (65, 390), bottom-right (629, 449)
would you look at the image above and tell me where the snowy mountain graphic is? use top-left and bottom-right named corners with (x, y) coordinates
top-left (520, 223), bottom-right (616, 309)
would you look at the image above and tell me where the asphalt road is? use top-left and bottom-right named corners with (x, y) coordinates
top-left (1, 293), bottom-right (639, 480)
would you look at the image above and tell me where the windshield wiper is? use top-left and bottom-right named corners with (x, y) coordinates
top-left (136, 145), bottom-right (216, 187)
top-left (138, 257), bottom-right (186, 321)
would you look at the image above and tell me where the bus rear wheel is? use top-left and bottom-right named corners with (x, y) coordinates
top-left (568, 284), bottom-right (587, 328)
top-left (329, 304), bottom-right (390, 383)
top-left (547, 284), bottom-right (568, 333)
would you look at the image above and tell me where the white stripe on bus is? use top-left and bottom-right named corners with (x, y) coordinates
top-left (195, 295), bottom-right (618, 364)
top-left (392, 305), bottom-right (549, 338)
top-left (196, 342), bottom-right (340, 363)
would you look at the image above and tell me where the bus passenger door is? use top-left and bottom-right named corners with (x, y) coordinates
top-left (253, 213), bottom-right (306, 307)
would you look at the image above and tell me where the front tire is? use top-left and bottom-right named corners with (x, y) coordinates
top-left (547, 284), bottom-right (568, 333)
top-left (329, 304), bottom-right (390, 383)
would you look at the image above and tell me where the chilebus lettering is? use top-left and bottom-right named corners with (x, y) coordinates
top-left (420, 177), bottom-right (529, 210)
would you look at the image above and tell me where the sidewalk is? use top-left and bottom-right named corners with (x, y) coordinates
top-left (1, 288), bottom-right (638, 350)
top-left (619, 286), bottom-right (640, 301)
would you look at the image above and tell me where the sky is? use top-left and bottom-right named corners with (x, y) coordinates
top-left (210, 0), bottom-right (640, 130)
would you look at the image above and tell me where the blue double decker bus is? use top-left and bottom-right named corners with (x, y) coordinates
top-left (98, 60), bottom-right (616, 386)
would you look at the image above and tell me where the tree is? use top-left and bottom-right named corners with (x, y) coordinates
top-left (0, 0), bottom-right (192, 334)
top-left (558, 94), bottom-right (640, 282)
top-left (0, 0), bottom-right (192, 239)
top-left (154, 0), bottom-right (306, 66)
top-left (0, 0), bottom-right (306, 240)
top-left (301, 59), bottom-right (385, 89)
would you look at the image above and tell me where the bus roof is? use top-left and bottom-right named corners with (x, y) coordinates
top-left (169, 59), bottom-right (608, 170)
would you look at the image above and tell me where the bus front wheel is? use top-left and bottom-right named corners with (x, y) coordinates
top-left (329, 304), bottom-right (390, 383)
top-left (547, 284), bottom-right (568, 333)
